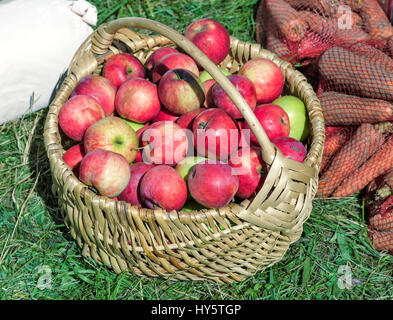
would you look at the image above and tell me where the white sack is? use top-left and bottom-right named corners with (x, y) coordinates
top-left (0, 0), bottom-right (97, 124)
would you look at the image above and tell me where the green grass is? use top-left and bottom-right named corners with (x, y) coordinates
top-left (1, 0), bottom-right (393, 300)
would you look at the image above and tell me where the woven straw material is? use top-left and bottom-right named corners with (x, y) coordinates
top-left (43, 17), bottom-right (324, 283)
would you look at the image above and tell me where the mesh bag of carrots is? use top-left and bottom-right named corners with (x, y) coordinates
top-left (256, 0), bottom-right (393, 254)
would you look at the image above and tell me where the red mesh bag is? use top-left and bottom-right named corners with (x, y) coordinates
top-left (366, 169), bottom-right (393, 254)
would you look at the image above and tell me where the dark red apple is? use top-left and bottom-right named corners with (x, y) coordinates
top-left (63, 143), bottom-right (85, 175)
top-left (271, 136), bottom-right (307, 162)
top-left (203, 78), bottom-right (216, 108)
top-left (102, 53), bottom-right (145, 88)
top-left (71, 75), bottom-right (117, 116)
top-left (141, 121), bottom-right (188, 165)
top-left (212, 74), bottom-right (257, 119)
top-left (239, 58), bottom-right (284, 104)
top-left (176, 108), bottom-right (204, 130)
top-left (243, 104), bottom-right (290, 144)
top-left (139, 165), bottom-right (188, 211)
top-left (237, 121), bottom-right (250, 148)
top-left (115, 77), bottom-right (160, 123)
top-left (188, 162), bottom-right (239, 208)
top-left (152, 108), bottom-right (179, 123)
top-left (228, 147), bottom-right (265, 199)
top-left (158, 69), bottom-right (205, 115)
top-left (79, 149), bottom-right (131, 197)
top-left (193, 108), bottom-right (239, 160)
top-left (59, 95), bottom-right (105, 141)
top-left (119, 163), bottom-right (155, 208)
top-left (152, 52), bottom-right (199, 83)
top-left (184, 18), bottom-right (230, 65)
top-left (145, 47), bottom-right (179, 74)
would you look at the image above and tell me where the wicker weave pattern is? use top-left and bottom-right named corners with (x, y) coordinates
top-left (44, 18), bottom-right (324, 283)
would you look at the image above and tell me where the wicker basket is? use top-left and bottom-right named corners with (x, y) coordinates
top-left (43, 17), bottom-right (325, 284)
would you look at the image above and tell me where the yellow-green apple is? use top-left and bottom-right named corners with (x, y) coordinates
top-left (203, 78), bottom-right (216, 108)
top-left (84, 116), bottom-right (139, 163)
top-left (228, 147), bottom-right (265, 199)
top-left (193, 108), bottom-right (239, 161)
top-left (272, 95), bottom-right (310, 142)
top-left (184, 18), bottom-right (230, 65)
top-left (59, 95), bottom-right (105, 141)
top-left (175, 156), bottom-right (207, 181)
top-left (239, 58), bottom-right (284, 104)
top-left (152, 108), bottom-right (179, 123)
top-left (123, 119), bottom-right (146, 132)
top-left (102, 53), bottom-right (145, 88)
top-left (115, 77), bottom-right (161, 123)
top-left (79, 149), bottom-right (131, 197)
top-left (158, 69), bottom-right (205, 115)
top-left (139, 165), bottom-right (188, 211)
top-left (188, 162), bottom-right (239, 208)
top-left (212, 74), bottom-right (257, 119)
top-left (271, 136), bottom-right (307, 162)
top-left (118, 162), bottom-right (155, 208)
top-left (71, 75), bottom-right (117, 116)
top-left (242, 104), bottom-right (290, 144)
top-left (141, 121), bottom-right (188, 165)
top-left (152, 52), bottom-right (199, 83)
top-left (62, 143), bottom-right (85, 175)
top-left (176, 108), bottom-right (204, 130)
top-left (145, 47), bottom-right (179, 75)
top-left (199, 67), bottom-right (230, 83)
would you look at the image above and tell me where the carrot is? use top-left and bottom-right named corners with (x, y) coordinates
top-left (317, 123), bottom-right (390, 198)
top-left (320, 126), bottom-right (354, 173)
top-left (265, 20), bottom-right (294, 61)
top-left (318, 46), bottom-right (393, 101)
top-left (285, 0), bottom-right (326, 13)
top-left (360, 0), bottom-right (393, 41)
top-left (264, 0), bottom-right (308, 42)
top-left (387, 36), bottom-right (393, 58)
top-left (318, 92), bottom-right (393, 125)
top-left (297, 32), bottom-right (333, 60)
top-left (298, 11), bottom-right (337, 37)
top-left (333, 136), bottom-right (393, 197)
top-left (350, 42), bottom-right (393, 73)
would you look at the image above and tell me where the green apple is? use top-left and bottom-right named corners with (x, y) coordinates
top-left (199, 68), bottom-right (231, 83)
top-left (181, 200), bottom-right (206, 212)
top-left (272, 95), bottom-right (310, 142)
top-left (123, 119), bottom-right (146, 132)
top-left (175, 156), bottom-right (206, 181)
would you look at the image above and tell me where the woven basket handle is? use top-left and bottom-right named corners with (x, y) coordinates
top-left (99, 17), bottom-right (277, 161)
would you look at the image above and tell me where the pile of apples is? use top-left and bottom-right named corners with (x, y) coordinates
top-left (60, 18), bottom-right (310, 212)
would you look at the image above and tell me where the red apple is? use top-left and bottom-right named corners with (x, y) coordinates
top-left (141, 121), bottom-right (188, 165)
top-left (84, 116), bottom-right (139, 163)
top-left (145, 47), bottom-right (179, 74)
top-left (176, 108), bottom-right (204, 130)
top-left (212, 74), bottom-right (257, 119)
top-left (152, 52), bottom-right (199, 83)
top-left (115, 77), bottom-right (161, 123)
top-left (237, 121), bottom-right (250, 148)
top-left (203, 78), bottom-right (216, 108)
top-left (228, 147), bottom-right (265, 199)
top-left (139, 165), bottom-right (188, 211)
top-left (271, 136), bottom-right (307, 162)
top-left (243, 104), bottom-right (290, 144)
top-left (102, 53), bottom-right (145, 88)
top-left (79, 149), bottom-right (131, 197)
top-left (59, 95), bottom-right (105, 141)
top-left (193, 108), bottom-right (239, 160)
top-left (152, 108), bottom-right (179, 123)
top-left (71, 75), bottom-right (117, 116)
top-left (239, 58), bottom-right (284, 104)
top-left (188, 162), bottom-right (239, 208)
top-left (63, 143), bottom-right (85, 175)
top-left (118, 162), bottom-right (155, 208)
top-left (185, 18), bottom-right (230, 65)
top-left (158, 69), bottom-right (205, 115)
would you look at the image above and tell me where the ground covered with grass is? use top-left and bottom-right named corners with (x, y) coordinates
top-left (1, 0), bottom-right (393, 300)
